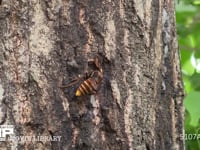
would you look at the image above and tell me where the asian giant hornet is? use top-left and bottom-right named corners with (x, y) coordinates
top-left (60, 56), bottom-right (103, 97)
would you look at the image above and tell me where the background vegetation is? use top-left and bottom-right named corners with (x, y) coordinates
top-left (176, 0), bottom-right (200, 149)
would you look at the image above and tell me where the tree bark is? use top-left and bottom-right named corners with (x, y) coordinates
top-left (0, 0), bottom-right (184, 150)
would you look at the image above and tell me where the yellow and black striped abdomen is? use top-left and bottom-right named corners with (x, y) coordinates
top-left (75, 78), bottom-right (97, 96)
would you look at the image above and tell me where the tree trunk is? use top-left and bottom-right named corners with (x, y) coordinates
top-left (0, 0), bottom-right (184, 150)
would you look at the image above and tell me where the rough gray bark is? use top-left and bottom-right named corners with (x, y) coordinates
top-left (0, 0), bottom-right (184, 150)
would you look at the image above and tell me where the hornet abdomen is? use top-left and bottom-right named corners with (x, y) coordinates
top-left (75, 71), bottom-right (102, 96)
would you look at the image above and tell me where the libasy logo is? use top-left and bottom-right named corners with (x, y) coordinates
top-left (0, 125), bottom-right (62, 142)
top-left (0, 125), bottom-right (14, 141)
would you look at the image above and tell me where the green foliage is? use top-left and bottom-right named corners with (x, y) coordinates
top-left (176, 1), bottom-right (200, 149)
top-left (184, 91), bottom-right (200, 126)
top-left (185, 110), bottom-right (200, 150)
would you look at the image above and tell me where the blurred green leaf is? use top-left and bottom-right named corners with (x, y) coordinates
top-left (176, 2), bottom-right (197, 11)
top-left (182, 58), bottom-right (195, 75)
top-left (185, 124), bottom-right (200, 150)
top-left (194, 49), bottom-right (200, 58)
top-left (193, 0), bottom-right (200, 5)
top-left (185, 109), bottom-right (192, 127)
top-left (177, 24), bottom-right (191, 37)
top-left (183, 74), bottom-right (193, 93)
top-left (180, 50), bottom-right (192, 65)
top-left (185, 123), bottom-right (200, 150)
top-left (184, 91), bottom-right (200, 126)
top-left (189, 72), bottom-right (200, 90)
